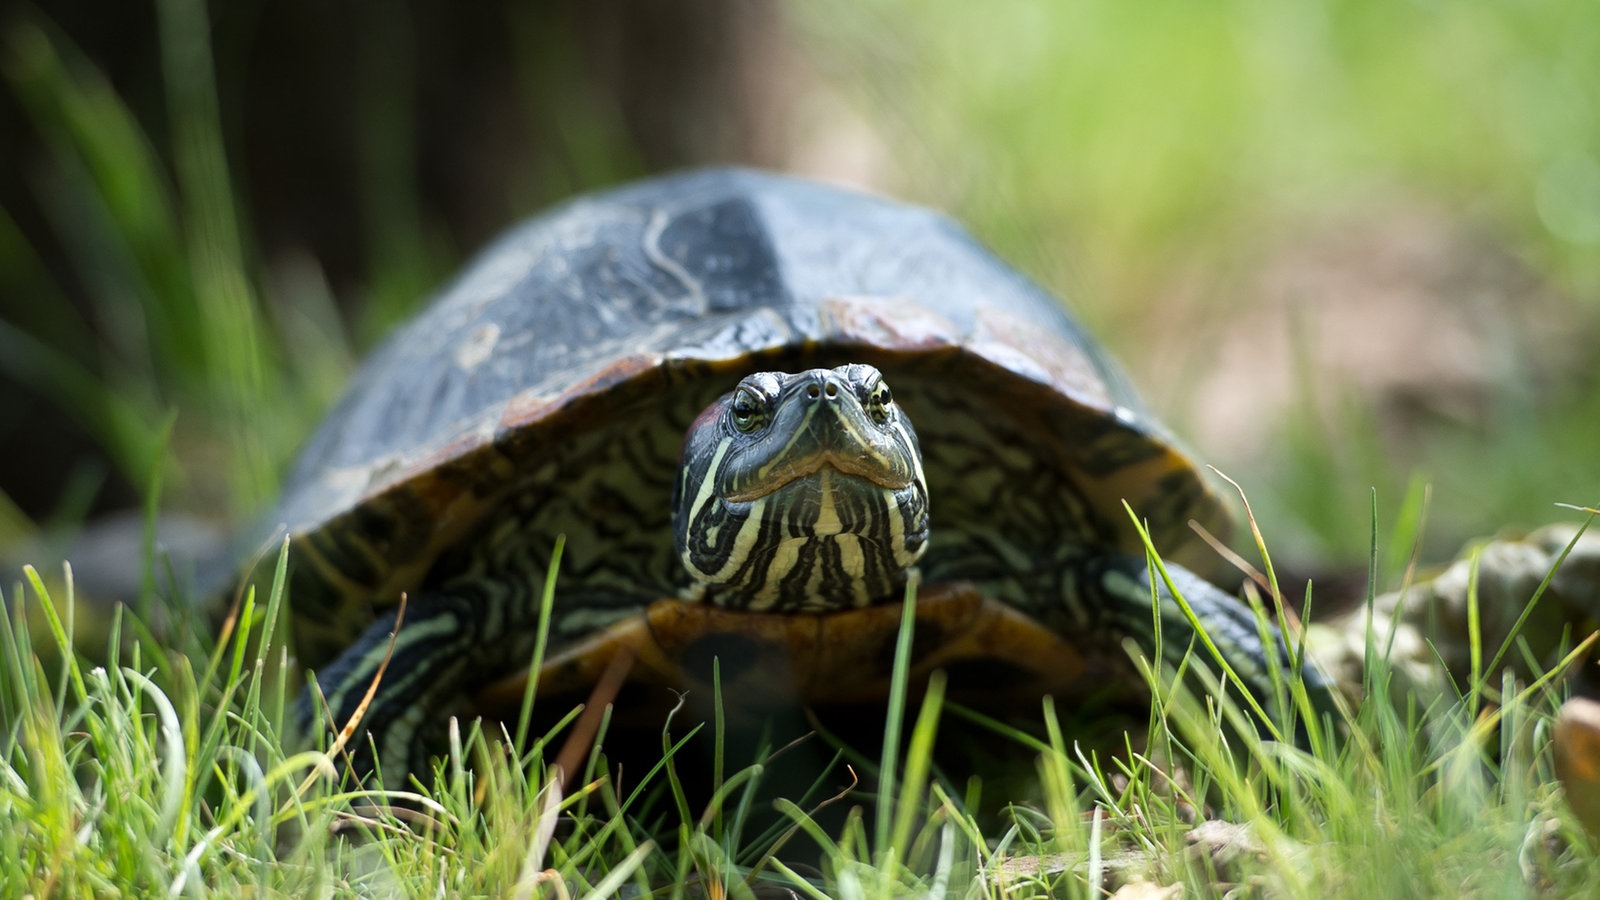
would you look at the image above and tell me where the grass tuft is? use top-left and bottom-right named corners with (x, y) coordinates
top-left (27, 519), bottom-right (1593, 896)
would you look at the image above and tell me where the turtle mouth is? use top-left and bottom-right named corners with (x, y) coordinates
top-left (724, 448), bottom-right (911, 503)
top-left (717, 367), bottom-right (920, 503)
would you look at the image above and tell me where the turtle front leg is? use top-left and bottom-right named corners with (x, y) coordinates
top-left (296, 592), bottom-right (497, 785)
top-left (1076, 553), bottom-right (1336, 739)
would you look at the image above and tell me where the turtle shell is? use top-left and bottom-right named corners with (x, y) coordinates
top-left (264, 168), bottom-right (1227, 676)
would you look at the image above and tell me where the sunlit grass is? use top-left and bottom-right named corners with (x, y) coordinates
top-left (6, 515), bottom-right (1600, 895)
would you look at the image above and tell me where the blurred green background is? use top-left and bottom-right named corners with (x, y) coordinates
top-left (2, 0), bottom-right (1595, 597)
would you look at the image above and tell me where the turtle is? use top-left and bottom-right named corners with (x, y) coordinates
top-left (256, 168), bottom-right (1327, 782)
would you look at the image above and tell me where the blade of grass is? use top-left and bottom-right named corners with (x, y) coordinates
top-left (515, 534), bottom-right (565, 755)
top-left (888, 670), bottom-right (945, 863)
top-left (873, 570), bottom-right (921, 865)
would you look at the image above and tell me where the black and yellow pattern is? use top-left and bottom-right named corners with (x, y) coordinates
top-left (673, 365), bottom-right (928, 612)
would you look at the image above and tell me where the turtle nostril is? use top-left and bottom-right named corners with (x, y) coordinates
top-left (824, 382), bottom-right (838, 398)
top-left (806, 384), bottom-right (821, 399)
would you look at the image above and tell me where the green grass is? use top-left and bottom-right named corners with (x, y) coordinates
top-left (5, 518), bottom-right (1600, 896)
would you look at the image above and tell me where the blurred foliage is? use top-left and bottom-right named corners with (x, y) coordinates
top-left (803, 0), bottom-right (1599, 314)
top-left (3, 0), bottom-right (328, 522)
top-left (795, 0), bottom-right (1599, 571)
top-left (1, 0), bottom-right (1595, 583)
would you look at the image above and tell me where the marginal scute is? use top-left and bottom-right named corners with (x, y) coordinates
top-left (496, 352), bottom-right (664, 436)
top-left (970, 303), bottom-right (1117, 411)
top-left (817, 294), bottom-right (959, 353)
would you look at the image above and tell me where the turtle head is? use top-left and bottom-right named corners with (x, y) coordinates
top-left (673, 364), bottom-right (930, 611)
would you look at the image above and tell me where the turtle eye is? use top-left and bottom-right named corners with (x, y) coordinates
top-left (730, 386), bottom-right (766, 433)
top-left (866, 380), bottom-right (894, 424)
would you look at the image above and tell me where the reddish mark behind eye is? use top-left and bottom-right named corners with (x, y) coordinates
top-left (687, 397), bottom-right (729, 436)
